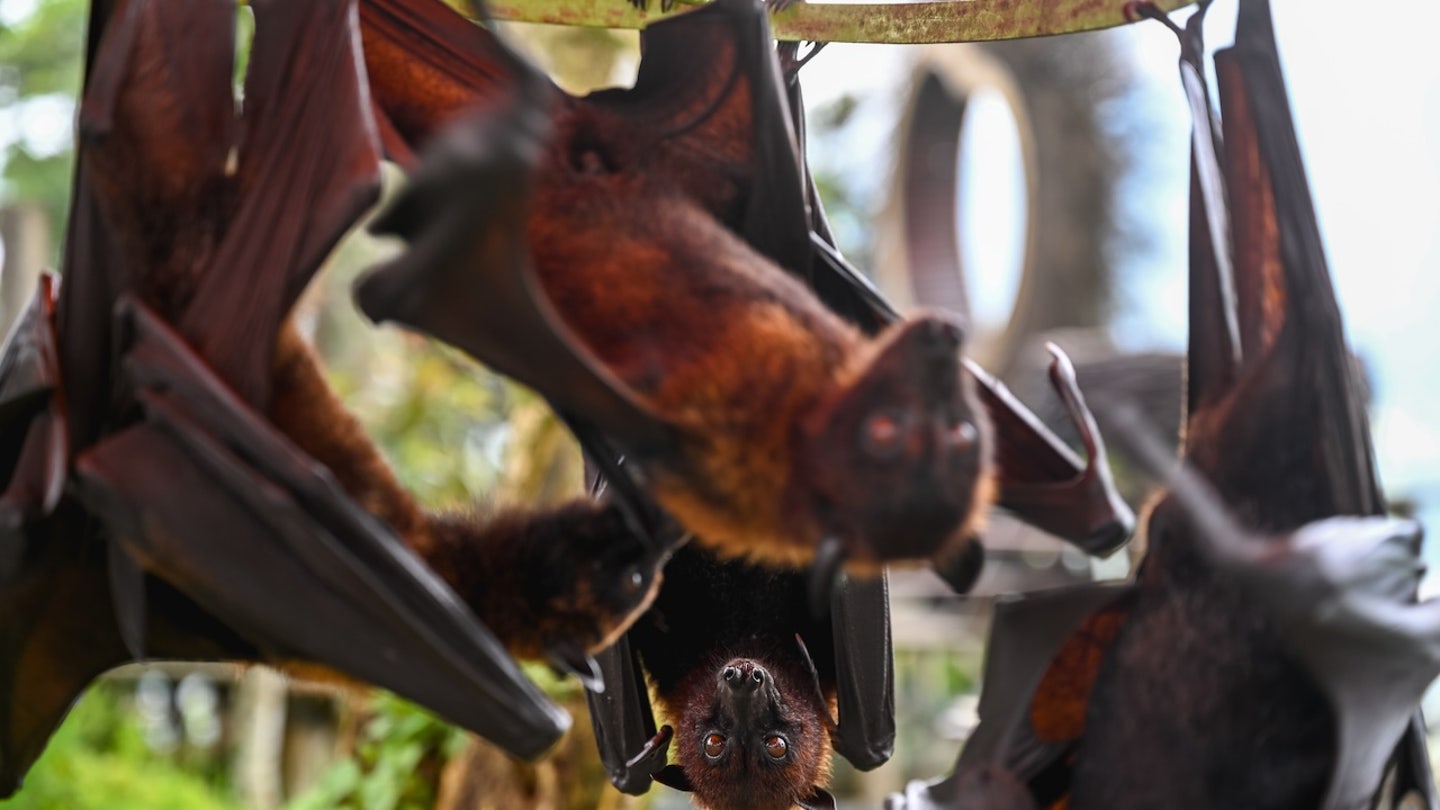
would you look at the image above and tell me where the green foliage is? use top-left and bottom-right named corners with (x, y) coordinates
top-left (285, 692), bottom-right (468, 810)
top-left (0, 0), bottom-right (84, 101)
top-left (0, 0), bottom-right (84, 231)
top-left (2, 685), bottom-right (240, 810)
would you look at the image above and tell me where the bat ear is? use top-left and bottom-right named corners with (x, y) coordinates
top-left (798, 787), bottom-right (839, 810)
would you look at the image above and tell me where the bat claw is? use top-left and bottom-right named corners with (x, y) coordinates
top-left (624, 724), bottom-right (674, 774)
top-left (549, 641), bottom-right (606, 693)
top-left (808, 537), bottom-right (845, 618)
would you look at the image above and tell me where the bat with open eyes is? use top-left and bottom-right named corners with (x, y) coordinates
top-left (891, 1), bottom-right (1437, 808)
top-left (0, 0), bottom-right (672, 794)
top-left (581, 541), bottom-right (892, 810)
top-left (355, 0), bottom-right (1135, 585)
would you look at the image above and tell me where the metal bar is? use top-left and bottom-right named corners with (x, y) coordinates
top-left (488, 0), bottom-right (1197, 44)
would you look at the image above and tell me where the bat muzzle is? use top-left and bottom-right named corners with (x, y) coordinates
top-left (717, 659), bottom-right (780, 729)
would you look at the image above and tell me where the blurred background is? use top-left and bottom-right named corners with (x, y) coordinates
top-left (0, 0), bottom-right (1436, 807)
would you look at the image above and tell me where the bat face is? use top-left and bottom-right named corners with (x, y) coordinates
top-left (675, 657), bottom-right (832, 810)
top-left (798, 315), bottom-right (990, 565)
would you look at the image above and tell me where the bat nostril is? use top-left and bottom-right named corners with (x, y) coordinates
top-left (751, 667), bottom-right (767, 685)
top-left (723, 666), bottom-right (739, 682)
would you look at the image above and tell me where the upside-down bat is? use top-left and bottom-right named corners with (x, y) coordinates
top-left (0, 0), bottom-right (669, 793)
top-left (585, 542), bottom-right (892, 810)
top-left (890, 2), bottom-right (1437, 807)
top-left (354, 0), bottom-right (1135, 584)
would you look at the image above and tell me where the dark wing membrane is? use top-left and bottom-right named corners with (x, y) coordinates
top-left (584, 0), bottom-right (811, 277)
top-left (1215, 0), bottom-right (1381, 518)
top-left (889, 584), bottom-right (1132, 809)
top-left (828, 572), bottom-right (895, 770)
top-left (356, 75), bottom-right (673, 454)
top-left (73, 302), bottom-right (570, 758)
top-left (583, 635), bottom-right (666, 795)
top-left (1205, 2), bottom-right (1426, 804)
top-left (60, 0), bottom-right (237, 450)
top-left (179, 0), bottom-right (382, 407)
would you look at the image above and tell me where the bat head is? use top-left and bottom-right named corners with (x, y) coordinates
top-left (799, 314), bottom-right (991, 567)
top-left (675, 657), bottom-right (832, 810)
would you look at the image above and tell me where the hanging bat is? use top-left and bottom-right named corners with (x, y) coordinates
top-left (1066, 2), bottom-right (1436, 807)
top-left (358, 0), bottom-right (993, 578)
top-left (583, 542), bottom-right (892, 810)
top-left (0, 0), bottom-right (669, 793)
top-left (355, 0), bottom-right (1134, 585)
top-left (891, 1), bottom-right (1435, 807)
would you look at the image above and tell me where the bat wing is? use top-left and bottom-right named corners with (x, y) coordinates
top-left (1209, 2), bottom-right (1428, 803)
top-left (584, 0), bottom-right (812, 278)
top-left (888, 584), bottom-right (1132, 809)
top-left (176, 0), bottom-right (382, 407)
top-left (355, 59), bottom-right (674, 455)
top-left (583, 634), bottom-right (669, 795)
top-left (72, 301), bottom-right (570, 758)
top-left (827, 571), bottom-right (896, 770)
top-left (1129, 0), bottom-right (1435, 804)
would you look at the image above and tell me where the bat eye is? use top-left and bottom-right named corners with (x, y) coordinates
top-left (704, 733), bottom-right (726, 759)
top-left (622, 568), bottom-right (644, 595)
top-left (764, 735), bottom-right (788, 760)
top-left (861, 410), bottom-right (906, 459)
top-left (947, 420), bottom-right (977, 451)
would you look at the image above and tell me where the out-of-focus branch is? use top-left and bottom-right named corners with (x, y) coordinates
top-left (487, 0), bottom-right (1196, 44)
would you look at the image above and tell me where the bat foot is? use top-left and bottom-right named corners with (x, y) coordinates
top-left (547, 640), bottom-right (605, 692)
top-left (624, 725), bottom-right (674, 775)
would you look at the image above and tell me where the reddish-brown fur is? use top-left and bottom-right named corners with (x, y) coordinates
top-left (666, 649), bottom-right (833, 810)
top-left (528, 171), bottom-right (993, 571)
top-left (266, 322), bottom-right (659, 659)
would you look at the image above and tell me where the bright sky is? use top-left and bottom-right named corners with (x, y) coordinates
top-left (800, 3), bottom-right (1440, 554)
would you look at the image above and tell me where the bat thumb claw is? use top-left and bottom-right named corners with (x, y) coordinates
top-left (548, 642), bottom-right (605, 693)
top-left (808, 537), bottom-right (845, 618)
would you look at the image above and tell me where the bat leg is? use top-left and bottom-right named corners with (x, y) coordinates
top-left (73, 299), bottom-right (570, 759)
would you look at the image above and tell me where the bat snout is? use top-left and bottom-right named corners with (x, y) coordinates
top-left (720, 660), bottom-right (770, 692)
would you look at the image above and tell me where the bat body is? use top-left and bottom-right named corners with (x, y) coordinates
top-left (892, 2), bottom-right (1436, 808)
top-left (1, 0), bottom-right (669, 791)
top-left (631, 546), bottom-right (840, 810)
top-left (357, 0), bottom-right (1135, 581)
top-left (521, 168), bottom-right (992, 570)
